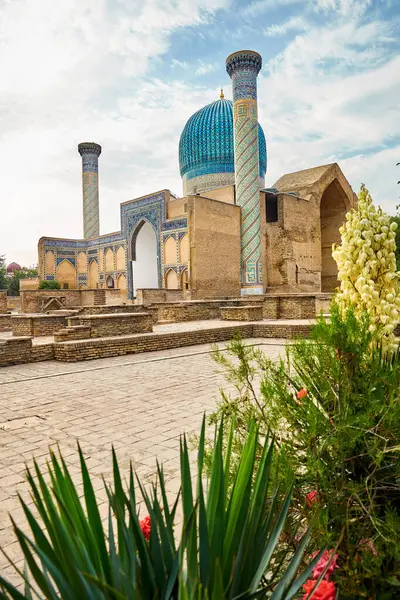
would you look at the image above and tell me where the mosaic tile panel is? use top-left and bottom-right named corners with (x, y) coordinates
top-left (226, 51), bottom-right (263, 292)
top-left (78, 143), bottom-right (101, 240)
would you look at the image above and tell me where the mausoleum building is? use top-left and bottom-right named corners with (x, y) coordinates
top-left (38, 50), bottom-right (357, 300)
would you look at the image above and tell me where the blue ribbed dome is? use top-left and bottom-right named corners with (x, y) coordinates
top-left (179, 98), bottom-right (267, 181)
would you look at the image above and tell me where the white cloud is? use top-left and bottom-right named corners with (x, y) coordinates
top-left (264, 16), bottom-right (307, 36)
top-left (195, 61), bottom-right (217, 75)
top-left (171, 59), bottom-right (189, 69)
top-left (258, 14), bottom-right (400, 214)
top-left (243, 0), bottom-right (305, 18)
top-left (0, 0), bottom-right (229, 266)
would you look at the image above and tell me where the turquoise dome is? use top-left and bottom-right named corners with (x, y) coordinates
top-left (179, 98), bottom-right (267, 181)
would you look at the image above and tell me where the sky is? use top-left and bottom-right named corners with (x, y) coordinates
top-left (0, 0), bottom-right (399, 267)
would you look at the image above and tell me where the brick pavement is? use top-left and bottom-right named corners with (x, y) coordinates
top-left (0, 339), bottom-right (285, 586)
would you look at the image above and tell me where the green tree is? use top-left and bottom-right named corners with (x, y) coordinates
top-left (0, 255), bottom-right (7, 290)
top-left (38, 279), bottom-right (61, 290)
top-left (7, 266), bottom-right (38, 296)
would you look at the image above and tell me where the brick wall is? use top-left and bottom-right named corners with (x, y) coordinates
top-left (0, 315), bottom-right (13, 332)
top-left (221, 305), bottom-right (263, 321)
top-left (12, 315), bottom-right (68, 337)
top-left (158, 302), bottom-right (221, 322)
top-left (0, 337), bottom-right (33, 366)
top-left (253, 323), bottom-right (313, 338)
top-left (54, 324), bottom-right (254, 362)
top-left (20, 290), bottom-right (81, 313)
top-left (136, 289), bottom-right (184, 304)
top-left (0, 292), bottom-right (7, 314)
top-left (78, 313), bottom-right (153, 338)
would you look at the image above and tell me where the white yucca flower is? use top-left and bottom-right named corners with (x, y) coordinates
top-left (332, 184), bottom-right (400, 351)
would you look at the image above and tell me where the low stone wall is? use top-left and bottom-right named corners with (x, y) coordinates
top-left (0, 337), bottom-right (54, 366)
top-left (20, 289), bottom-right (125, 313)
top-left (53, 325), bottom-right (255, 362)
top-left (253, 322), bottom-right (313, 338)
top-left (12, 315), bottom-right (68, 337)
top-left (0, 292), bottom-right (7, 314)
top-left (157, 301), bottom-right (221, 323)
top-left (316, 294), bottom-right (333, 315)
top-left (221, 305), bottom-right (263, 321)
top-left (77, 313), bottom-right (153, 338)
top-left (0, 315), bottom-right (13, 332)
top-left (78, 304), bottom-right (138, 315)
top-left (136, 289), bottom-right (184, 304)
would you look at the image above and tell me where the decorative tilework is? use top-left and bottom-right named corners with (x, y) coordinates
top-left (227, 50), bottom-right (263, 292)
top-left (179, 98), bottom-right (266, 184)
top-left (56, 257), bottom-right (75, 266)
top-left (120, 191), bottom-right (187, 299)
top-left (78, 143), bottom-right (102, 239)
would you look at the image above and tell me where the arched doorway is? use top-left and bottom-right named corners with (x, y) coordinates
top-left (106, 276), bottom-right (114, 288)
top-left (320, 179), bottom-right (348, 292)
top-left (131, 221), bottom-right (158, 296)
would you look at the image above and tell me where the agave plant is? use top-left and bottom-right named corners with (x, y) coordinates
top-left (0, 418), bottom-right (323, 599)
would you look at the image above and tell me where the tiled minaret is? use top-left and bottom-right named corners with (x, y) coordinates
top-left (226, 51), bottom-right (263, 294)
top-left (78, 142), bottom-right (102, 239)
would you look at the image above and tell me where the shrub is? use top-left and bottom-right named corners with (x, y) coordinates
top-left (38, 279), bottom-right (61, 290)
top-left (208, 305), bottom-right (400, 598)
top-left (0, 418), bottom-right (321, 599)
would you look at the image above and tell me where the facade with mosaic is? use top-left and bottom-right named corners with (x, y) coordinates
top-left (38, 49), bottom-right (357, 300)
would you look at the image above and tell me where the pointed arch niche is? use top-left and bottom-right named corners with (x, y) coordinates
top-left (88, 260), bottom-right (99, 289)
top-left (165, 269), bottom-right (179, 289)
top-left (131, 220), bottom-right (159, 296)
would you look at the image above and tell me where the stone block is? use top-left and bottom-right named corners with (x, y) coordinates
top-left (78, 313), bottom-right (153, 338)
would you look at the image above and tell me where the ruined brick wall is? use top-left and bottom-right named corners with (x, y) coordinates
top-left (78, 313), bottom-right (153, 338)
top-left (158, 302), bottom-right (221, 322)
top-left (53, 324), bottom-right (254, 362)
top-left (0, 337), bottom-right (33, 366)
top-left (135, 289), bottom-right (184, 304)
top-left (54, 326), bottom-right (92, 342)
top-left (20, 290), bottom-right (81, 313)
top-left (220, 305), bottom-right (263, 321)
top-left (12, 315), bottom-right (68, 336)
top-left (0, 292), bottom-right (7, 314)
top-left (277, 296), bottom-right (316, 319)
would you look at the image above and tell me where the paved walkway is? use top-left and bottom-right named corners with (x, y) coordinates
top-left (0, 339), bottom-right (285, 586)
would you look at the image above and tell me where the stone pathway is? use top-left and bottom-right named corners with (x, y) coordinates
top-left (0, 339), bottom-right (285, 587)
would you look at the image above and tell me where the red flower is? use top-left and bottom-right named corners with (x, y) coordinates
top-left (311, 549), bottom-right (338, 580)
top-left (139, 515), bottom-right (151, 541)
top-left (306, 491), bottom-right (318, 506)
top-left (302, 579), bottom-right (336, 600)
top-left (297, 388), bottom-right (308, 400)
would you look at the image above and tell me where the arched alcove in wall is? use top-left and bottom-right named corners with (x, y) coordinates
top-left (105, 248), bottom-right (114, 272)
top-left (320, 178), bottom-right (348, 292)
top-left (55, 260), bottom-right (75, 289)
top-left (77, 252), bottom-right (87, 274)
top-left (106, 276), bottom-right (114, 288)
top-left (88, 260), bottom-right (98, 289)
top-left (165, 269), bottom-right (179, 289)
top-left (164, 236), bottom-right (177, 264)
top-left (116, 274), bottom-right (127, 290)
top-left (181, 268), bottom-right (189, 290)
top-left (131, 221), bottom-right (158, 295)
top-left (116, 246), bottom-right (125, 270)
top-left (179, 235), bottom-right (189, 264)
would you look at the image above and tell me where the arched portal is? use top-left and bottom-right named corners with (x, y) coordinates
top-left (320, 179), bottom-right (348, 292)
top-left (131, 221), bottom-right (158, 296)
top-left (106, 276), bottom-right (114, 288)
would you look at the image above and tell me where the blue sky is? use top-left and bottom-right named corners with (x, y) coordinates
top-left (0, 0), bottom-right (399, 266)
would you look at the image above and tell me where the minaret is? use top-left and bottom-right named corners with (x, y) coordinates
top-left (226, 51), bottom-right (263, 295)
top-left (78, 142), bottom-right (102, 239)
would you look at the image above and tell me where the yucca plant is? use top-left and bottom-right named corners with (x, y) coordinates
top-left (0, 418), bottom-right (322, 599)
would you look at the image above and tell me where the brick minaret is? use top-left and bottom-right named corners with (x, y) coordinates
top-left (226, 51), bottom-right (263, 294)
top-left (78, 142), bottom-right (102, 239)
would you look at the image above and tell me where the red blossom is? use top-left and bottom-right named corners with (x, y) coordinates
top-left (139, 515), bottom-right (151, 541)
top-left (297, 388), bottom-right (308, 400)
top-left (306, 491), bottom-right (318, 506)
top-left (311, 549), bottom-right (338, 580)
top-left (302, 579), bottom-right (336, 600)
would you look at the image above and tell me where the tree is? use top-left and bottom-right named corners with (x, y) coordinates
top-left (0, 255), bottom-right (7, 291)
top-left (7, 266), bottom-right (38, 296)
top-left (38, 279), bottom-right (61, 290)
top-left (332, 184), bottom-right (400, 351)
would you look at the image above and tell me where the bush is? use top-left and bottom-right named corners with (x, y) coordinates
top-left (0, 418), bottom-right (321, 599)
top-left (208, 305), bottom-right (400, 598)
top-left (38, 279), bottom-right (61, 290)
